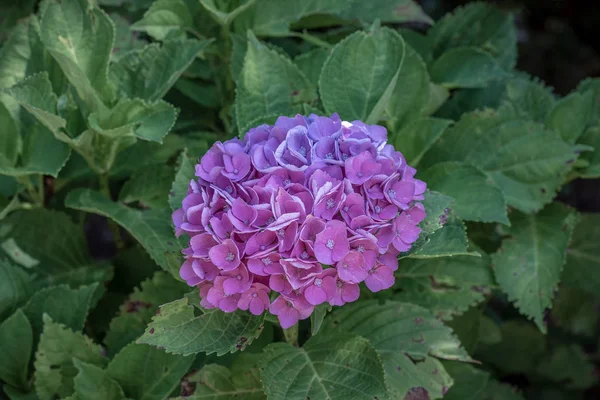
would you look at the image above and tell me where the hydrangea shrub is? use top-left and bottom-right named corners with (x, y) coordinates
top-left (0, 1), bottom-right (598, 399)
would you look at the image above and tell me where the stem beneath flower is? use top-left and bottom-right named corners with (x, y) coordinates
top-left (282, 324), bottom-right (299, 347)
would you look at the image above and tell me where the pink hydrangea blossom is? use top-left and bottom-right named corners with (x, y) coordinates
top-left (172, 114), bottom-right (427, 327)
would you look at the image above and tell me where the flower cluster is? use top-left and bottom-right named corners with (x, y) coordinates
top-left (172, 114), bottom-right (426, 328)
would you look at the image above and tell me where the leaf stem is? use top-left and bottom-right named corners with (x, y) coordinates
top-left (290, 31), bottom-right (332, 49)
top-left (282, 324), bottom-right (299, 347)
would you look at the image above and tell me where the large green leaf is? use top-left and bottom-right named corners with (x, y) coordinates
top-left (0, 309), bottom-right (33, 389)
top-left (562, 213), bottom-right (600, 295)
top-left (104, 271), bottom-right (189, 355)
top-left (0, 260), bottom-right (32, 321)
top-left (429, 47), bottom-right (505, 89)
top-left (546, 91), bottom-right (594, 144)
top-left (535, 344), bottom-right (598, 390)
top-left (131, 0), bottom-right (193, 41)
top-left (419, 162), bottom-right (509, 224)
top-left (34, 316), bottom-right (108, 400)
top-left (71, 360), bottom-right (127, 400)
top-left (420, 109), bottom-right (577, 213)
top-left (577, 125), bottom-right (600, 178)
top-left (110, 39), bottom-right (213, 102)
top-left (40, 0), bottom-right (115, 111)
top-left (138, 297), bottom-right (265, 356)
top-left (492, 203), bottom-right (578, 332)
top-left (483, 380), bottom-right (525, 400)
top-left (119, 164), bottom-right (175, 209)
top-left (65, 189), bottom-right (182, 277)
top-left (319, 25), bottom-right (405, 123)
top-left (0, 208), bottom-right (90, 276)
top-left (552, 287), bottom-right (599, 337)
top-left (395, 251), bottom-right (494, 320)
top-left (443, 362), bottom-right (489, 400)
top-left (293, 48), bottom-right (329, 87)
top-left (323, 301), bottom-right (471, 399)
top-left (107, 343), bottom-right (193, 400)
top-left (235, 32), bottom-right (316, 133)
top-left (178, 359), bottom-right (265, 400)
top-left (428, 2), bottom-right (517, 69)
top-left (23, 283), bottom-right (98, 339)
top-left (0, 100), bottom-right (20, 167)
top-left (407, 213), bottom-right (473, 259)
top-left (169, 149), bottom-right (195, 212)
top-left (260, 333), bottom-right (387, 400)
top-left (392, 117), bottom-right (451, 167)
top-left (385, 44), bottom-right (431, 130)
top-left (498, 75), bottom-right (555, 122)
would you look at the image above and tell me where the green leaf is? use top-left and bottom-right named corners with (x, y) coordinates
top-left (110, 13), bottom-right (147, 61)
top-left (476, 319), bottom-right (546, 375)
top-left (104, 271), bottom-right (189, 355)
top-left (552, 287), bottom-right (599, 337)
top-left (483, 380), bottom-right (525, 400)
top-left (0, 260), bottom-right (32, 321)
top-left (110, 39), bottom-right (213, 102)
top-left (174, 361), bottom-right (265, 399)
top-left (408, 213), bottom-right (473, 258)
top-left (23, 283), bottom-right (98, 339)
top-left (577, 125), bottom-right (600, 178)
top-left (72, 359), bottom-right (127, 400)
top-left (546, 91), bottom-right (594, 144)
top-left (385, 44), bottom-right (431, 130)
top-left (498, 75), bottom-right (555, 122)
top-left (319, 26), bottom-right (405, 123)
top-left (0, 100), bottom-right (20, 167)
top-left (310, 303), bottom-right (330, 336)
top-left (0, 209), bottom-right (90, 276)
top-left (420, 109), bottom-right (578, 213)
top-left (87, 99), bottom-right (178, 143)
top-left (323, 301), bottom-right (471, 399)
top-left (41, 0), bottom-right (115, 111)
top-left (293, 48), bottom-right (329, 87)
top-left (395, 251), bottom-right (494, 320)
top-left (260, 333), bottom-right (387, 400)
top-left (0, 309), bottom-right (33, 389)
top-left (435, 80), bottom-right (506, 121)
top-left (138, 297), bottom-right (265, 356)
top-left (34, 316), bottom-right (108, 400)
top-left (235, 32), bottom-right (316, 133)
top-left (428, 2), bottom-right (517, 69)
top-left (131, 0), bottom-right (192, 41)
top-left (535, 345), bottom-right (598, 390)
top-left (119, 164), bottom-right (175, 209)
top-left (419, 162), bottom-right (509, 224)
top-left (430, 47), bottom-right (505, 89)
top-left (492, 203), bottom-right (579, 332)
top-left (169, 149), bottom-right (195, 211)
top-left (199, 0), bottom-right (259, 26)
top-left (392, 117), bottom-right (451, 167)
top-left (65, 189), bottom-right (182, 277)
top-left (107, 343), bottom-right (193, 400)
top-left (443, 362), bottom-right (490, 400)
top-left (562, 213), bottom-right (600, 294)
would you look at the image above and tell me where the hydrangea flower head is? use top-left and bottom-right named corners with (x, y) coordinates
top-left (173, 113), bottom-right (426, 328)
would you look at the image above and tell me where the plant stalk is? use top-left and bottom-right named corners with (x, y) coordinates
top-left (282, 324), bottom-right (299, 347)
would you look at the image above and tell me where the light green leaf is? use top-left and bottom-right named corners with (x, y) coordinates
top-left (107, 343), bottom-right (193, 400)
top-left (492, 203), bottom-right (579, 332)
top-left (173, 361), bottom-right (265, 400)
top-left (323, 301), bottom-right (471, 399)
top-left (338, 0), bottom-right (432, 25)
top-left (200, 0), bottom-right (258, 26)
top-left (138, 297), bottom-right (265, 356)
top-left (23, 283), bottom-right (98, 338)
top-left (0, 260), bottom-right (32, 321)
top-left (294, 48), bottom-right (329, 87)
top-left (420, 109), bottom-right (578, 213)
top-left (408, 213), bottom-right (473, 258)
top-left (419, 162), bottom-right (509, 224)
top-left (72, 359), bottom-right (127, 400)
top-left (0, 101), bottom-right (20, 166)
top-left (429, 47), bottom-right (505, 89)
top-left (260, 333), bottom-right (387, 400)
top-left (392, 118), bottom-right (451, 167)
top-left (119, 164), bottom-right (175, 209)
top-left (310, 303), bottom-right (330, 336)
top-left (34, 316), bottom-right (107, 400)
top-left (110, 39), bottom-right (213, 102)
top-left (476, 320), bottom-right (546, 375)
top-left (577, 125), bottom-right (600, 178)
top-left (535, 345), bottom-right (598, 390)
top-left (235, 32), bottom-right (316, 133)
top-left (385, 44), bottom-right (431, 130)
top-left (0, 209), bottom-right (90, 276)
top-left (562, 213), bottom-right (600, 295)
top-left (41, 0), bottom-right (115, 111)
top-left (110, 13), bottom-right (146, 61)
top-left (169, 149), bottom-right (195, 212)
top-left (88, 99), bottom-right (178, 143)
top-left (498, 75), bottom-right (555, 121)
top-left (131, 0), bottom-right (192, 41)
top-left (395, 251), bottom-right (494, 320)
top-left (0, 309), bottom-right (33, 389)
top-left (104, 271), bottom-right (189, 355)
top-left (416, 190), bottom-right (453, 239)
top-left (546, 90), bottom-right (594, 144)
top-left (319, 26), bottom-right (405, 123)
top-left (443, 362), bottom-right (489, 400)
top-left (428, 2), bottom-right (517, 69)
top-left (65, 189), bottom-right (182, 277)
